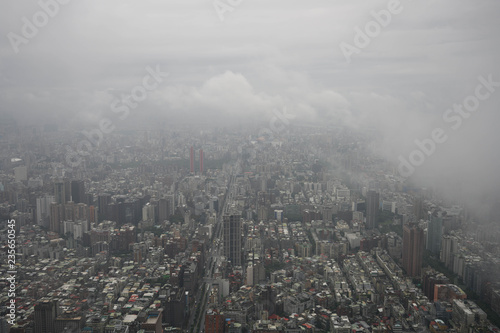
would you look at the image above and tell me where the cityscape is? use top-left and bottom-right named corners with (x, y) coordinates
top-left (1, 1), bottom-right (500, 333)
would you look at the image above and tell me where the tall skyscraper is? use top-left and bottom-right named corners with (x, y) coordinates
top-left (157, 195), bottom-right (175, 222)
top-left (403, 223), bottom-right (424, 277)
top-left (440, 234), bottom-right (459, 269)
top-left (34, 300), bottom-right (58, 333)
top-left (199, 149), bottom-right (204, 174)
top-left (166, 194), bottom-right (175, 216)
top-left (413, 196), bottom-right (424, 220)
top-left (36, 195), bottom-right (54, 227)
top-left (98, 194), bottom-right (111, 222)
top-left (64, 179), bottom-right (71, 202)
top-left (427, 210), bottom-right (443, 255)
top-left (71, 180), bottom-right (85, 204)
top-left (54, 181), bottom-right (66, 205)
top-left (190, 146), bottom-right (194, 173)
top-left (50, 203), bottom-right (64, 233)
top-left (158, 198), bottom-right (169, 223)
top-left (89, 205), bottom-right (97, 224)
top-left (366, 190), bottom-right (379, 229)
top-left (223, 213), bottom-right (242, 267)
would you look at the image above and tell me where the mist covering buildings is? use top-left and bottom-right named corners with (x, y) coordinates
top-left (1, 1), bottom-right (500, 332)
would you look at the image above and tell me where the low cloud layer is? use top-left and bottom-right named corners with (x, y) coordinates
top-left (1, 0), bottom-right (500, 215)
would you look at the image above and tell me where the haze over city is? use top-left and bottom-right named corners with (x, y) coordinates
top-left (2, 0), bottom-right (500, 210)
top-left (1, 1), bottom-right (500, 332)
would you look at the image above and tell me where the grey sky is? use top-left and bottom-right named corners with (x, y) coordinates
top-left (1, 0), bottom-right (500, 211)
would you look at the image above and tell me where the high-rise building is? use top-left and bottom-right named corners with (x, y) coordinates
top-left (209, 197), bottom-right (218, 213)
top-left (366, 190), bottom-right (379, 229)
top-left (14, 165), bottom-right (27, 182)
top-left (200, 149), bottom-right (204, 174)
top-left (440, 234), bottom-right (459, 270)
top-left (50, 203), bottom-right (64, 233)
top-left (223, 213), bottom-right (242, 267)
top-left (34, 299), bottom-right (58, 333)
top-left (54, 181), bottom-right (66, 205)
top-left (190, 146), bottom-right (195, 173)
top-left (423, 270), bottom-right (449, 300)
top-left (142, 203), bottom-right (156, 222)
top-left (158, 198), bottom-right (168, 223)
top-left (71, 180), bottom-right (85, 204)
top-left (74, 203), bottom-right (88, 222)
top-left (413, 196), bottom-right (424, 220)
top-left (205, 309), bottom-right (225, 333)
top-left (64, 201), bottom-right (75, 221)
top-left (64, 179), bottom-right (71, 202)
top-left (89, 205), bottom-right (97, 224)
top-left (36, 195), bottom-right (54, 227)
top-left (0, 318), bottom-right (9, 333)
top-left (353, 211), bottom-right (364, 223)
top-left (247, 262), bottom-right (265, 285)
top-left (141, 310), bottom-right (163, 333)
top-left (403, 223), bottom-right (424, 277)
top-left (166, 194), bottom-right (175, 216)
top-left (427, 211), bottom-right (443, 255)
top-left (84, 193), bottom-right (94, 206)
top-left (98, 194), bottom-right (111, 222)
top-left (274, 209), bottom-right (283, 222)
top-left (158, 195), bottom-right (175, 222)
top-left (161, 287), bottom-right (186, 328)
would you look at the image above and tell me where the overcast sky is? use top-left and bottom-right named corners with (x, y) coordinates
top-left (1, 0), bottom-right (500, 212)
